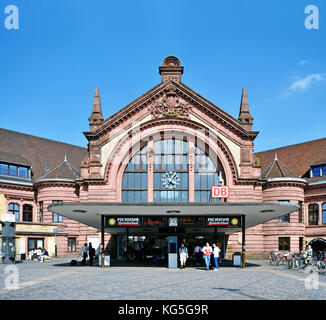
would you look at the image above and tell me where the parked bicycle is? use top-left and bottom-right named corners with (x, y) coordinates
top-left (269, 251), bottom-right (280, 265)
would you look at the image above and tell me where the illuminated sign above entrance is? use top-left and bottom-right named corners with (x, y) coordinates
top-left (105, 217), bottom-right (142, 227)
top-left (105, 216), bottom-right (241, 228)
top-left (206, 217), bottom-right (241, 228)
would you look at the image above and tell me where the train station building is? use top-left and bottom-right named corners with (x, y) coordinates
top-left (1, 56), bottom-right (326, 265)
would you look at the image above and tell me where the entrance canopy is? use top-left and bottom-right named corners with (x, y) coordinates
top-left (48, 202), bottom-right (299, 235)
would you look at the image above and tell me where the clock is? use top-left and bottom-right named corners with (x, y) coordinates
top-left (168, 217), bottom-right (178, 227)
top-left (161, 171), bottom-right (180, 190)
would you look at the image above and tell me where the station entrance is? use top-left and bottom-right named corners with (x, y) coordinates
top-left (116, 230), bottom-right (226, 268)
top-left (48, 201), bottom-right (302, 269)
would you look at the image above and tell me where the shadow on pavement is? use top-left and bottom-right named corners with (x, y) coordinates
top-left (52, 259), bottom-right (262, 269)
top-left (212, 287), bottom-right (266, 300)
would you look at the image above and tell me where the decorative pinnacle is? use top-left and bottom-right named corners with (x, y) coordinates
top-left (89, 88), bottom-right (104, 124)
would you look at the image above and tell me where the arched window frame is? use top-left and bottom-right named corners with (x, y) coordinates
top-left (8, 202), bottom-right (20, 221)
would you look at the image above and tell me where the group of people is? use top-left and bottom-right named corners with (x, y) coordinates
top-left (79, 242), bottom-right (99, 265)
top-left (27, 247), bottom-right (50, 262)
top-left (179, 242), bottom-right (221, 271)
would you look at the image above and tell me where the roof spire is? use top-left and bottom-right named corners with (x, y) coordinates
top-left (238, 87), bottom-right (253, 131)
top-left (88, 88), bottom-right (104, 132)
top-left (64, 154), bottom-right (67, 162)
top-left (274, 153), bottom-right (278, 161)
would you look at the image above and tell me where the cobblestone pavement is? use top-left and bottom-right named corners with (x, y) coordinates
top-left (0, 259), bottom-right (325, 300)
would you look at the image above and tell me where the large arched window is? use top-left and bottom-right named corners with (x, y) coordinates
top-left (121, 137), bottom-right (225, 203)
top-left (308, 204), bottom-right (319, 225)
top-left (23, 204), bottom-right (33, 222)
top-left (122, 145), bottom-right (148, 203)
top-left (8, 203), bottom-right (19, 221)
top-left (194, 145), bottom-right (223, 203)
top-left (153, 139), bottom-right (188, 202)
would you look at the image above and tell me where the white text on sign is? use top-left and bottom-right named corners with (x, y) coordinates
top-left (211, 186), bottom-right (229, 198)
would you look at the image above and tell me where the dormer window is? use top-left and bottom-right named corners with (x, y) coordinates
top-left (0, 161), bottom-right (31, 179)
top-left (310, 164), bottom-right (326, 177)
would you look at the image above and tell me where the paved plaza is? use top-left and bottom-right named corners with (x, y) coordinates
top-left (0, 258), bottom-right (325, 300)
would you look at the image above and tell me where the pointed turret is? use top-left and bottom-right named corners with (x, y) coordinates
top-left (238, 88), bottom-right (253, 131)
top-left (261, 155), bottom-right (299, 180)
top-left (88, 88), bottom-right (104, 132)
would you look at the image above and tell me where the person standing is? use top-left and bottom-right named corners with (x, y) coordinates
top-left (80, 243), bottom-right (88, 265)
top-left (194, 245), bottom-right (202, 265)
top-left (202, 242), bottom-right (213, 271)
top-left (212, 243), bottom-right (221, 271)
top-left (88, 243), bottom-right (95, 266)
top-left (179, 243), bottom-right (188, 269)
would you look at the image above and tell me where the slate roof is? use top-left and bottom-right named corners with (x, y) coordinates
top-left (261, 155), bottom-right (299, 180)
top-left (255, 138), bottom-right (326, 182)
top-left (0, 128), bottom-right (87, 181)
top-left (35, 156), bottom-right (81, 182)
top-left (0, 150), bottom-right (31, 166)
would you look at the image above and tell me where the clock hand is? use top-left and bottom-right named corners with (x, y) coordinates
top-left (168, 172), bottom-right (176, 183)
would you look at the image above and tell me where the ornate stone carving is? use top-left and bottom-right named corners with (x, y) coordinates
top-left (150, 87), bottom-right (192, 119)
top-left (81, 155), bottom-right (90, 168)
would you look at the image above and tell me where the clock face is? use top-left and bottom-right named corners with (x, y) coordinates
top-left (161, 171), bottom-right (180, 190)
top-left (168, 217), bottom-right (178, 227)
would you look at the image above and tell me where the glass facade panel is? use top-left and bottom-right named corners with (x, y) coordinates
top-left (122, 145), bottom-right (148, 203)
top-left (121, 138), bottom-right (225, 204)
top-left (153, 139), bottom-right (188, 203)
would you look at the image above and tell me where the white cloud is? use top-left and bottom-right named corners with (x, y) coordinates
top-left (281, 73), bottom-right (326, 97)
top-left (299, 60), bottom-right (308, 66)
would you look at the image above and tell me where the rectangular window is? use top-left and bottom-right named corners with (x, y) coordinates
top-left (18, 167), bottom-right (28, 178)
top-left (279, 237), bottom-right (290, 251)
top-left (312, 167), bottom-right (321, 177)
top-left (9, 165), bottom-right (18, 176)
top-left (298, 201), bottom-right (303, 224)
top-left (28, 238), bottom-right (44, 251)
top-left (322, 166), bottom-right (326, 176)
top-left (278, 200), bottom-right (290, 223)
top-left (0, 163), bottom-right (9, 175)
top-left (52, 201), bottom-right (63, 223)
top-left (39, 201), bottom-right (43, 223)
top-left (322, 204), bottom-right (326, 225)
top-left (67, 238), bottom-right (76, 252)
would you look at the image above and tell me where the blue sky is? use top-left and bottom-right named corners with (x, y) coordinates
top-left (0, 0), bottom-right (325, 152)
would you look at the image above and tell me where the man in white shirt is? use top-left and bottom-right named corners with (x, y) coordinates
top-left (212, 243), bottom-right (221, 271)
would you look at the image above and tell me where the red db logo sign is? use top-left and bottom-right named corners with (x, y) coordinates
top-left (211, 186), bottom-right (229, 198)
